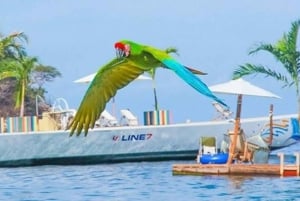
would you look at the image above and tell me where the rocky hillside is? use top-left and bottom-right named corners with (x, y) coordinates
top-left (0, 78), bottom-right (50, 117)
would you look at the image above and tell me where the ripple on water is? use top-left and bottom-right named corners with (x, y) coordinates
top-left (0, 159), bottom-right (300, 200)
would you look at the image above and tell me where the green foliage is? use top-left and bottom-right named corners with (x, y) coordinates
top-left (233, 63), bottom-right (289, 86)
top-left (0, 30), bottom-right (61, 116)
top-left (233, 19), bottom-right (300, 120)
top-left (233, 19), bottom-right (300, 94)
top-left (0, 32), bottom-right (27, 60)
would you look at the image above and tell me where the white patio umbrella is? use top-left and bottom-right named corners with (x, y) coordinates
top-left (74, 73), bottom-right (152, 116)
top-left (209, 78), bottom-right (281, 164)
top-left (209, 78), bottom-right (280, 98)
top-left (73, 73), bottom-right (97, 83)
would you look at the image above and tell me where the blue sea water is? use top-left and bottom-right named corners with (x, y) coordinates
top-left (1, 144), bottom-right (300, 201)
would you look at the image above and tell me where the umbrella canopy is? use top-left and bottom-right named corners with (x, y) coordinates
top-left (209, 78), bottom-right (280, 98)
top-left (74, 73), bottom-right (151, 83)
top-left (209, 78), bottom-right (280, 164)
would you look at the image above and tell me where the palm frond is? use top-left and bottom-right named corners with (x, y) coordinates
top-left (248, 22), bottom-right (300, 79)
top-left (249, 43), bottom-right (290, 68)
top-left (286, 20), bottom-right (300, 52)
top-left (249, 43), bottom-right (276, 55)
top-left (0, 32), bottom-right (28, 60)
top-left (233, 63), bottom-right (289, 85)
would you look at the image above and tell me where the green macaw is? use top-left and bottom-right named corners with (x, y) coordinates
top-left (69, 40), bottom-right (227, 136)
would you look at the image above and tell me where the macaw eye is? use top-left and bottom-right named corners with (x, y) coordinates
top-left (124, 44), bottom-right (130, 56)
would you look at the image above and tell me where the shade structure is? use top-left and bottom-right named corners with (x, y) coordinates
top-left (209, 78), bottom-right (280, 164)
top-left (73, 73), bottom-right (96, 83)
top-left (209, 78), bottom-right (280, 98)
top-left (74, 73), bottom-right (151, 83)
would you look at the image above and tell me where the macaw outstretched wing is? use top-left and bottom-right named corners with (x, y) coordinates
top-left (69, 58), bottom-right (145, 136)
top-left (145, 47), bottom-right (227, 107)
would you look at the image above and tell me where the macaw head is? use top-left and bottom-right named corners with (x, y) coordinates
top-left (114, 42), bottom-right (130, 58)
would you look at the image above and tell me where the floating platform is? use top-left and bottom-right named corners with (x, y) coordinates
top-left (173, 153), bottom-right (300, 177)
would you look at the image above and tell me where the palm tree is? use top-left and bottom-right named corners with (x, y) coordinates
top-left (233, 19), bottom-right (300, 120)
top-left (0, 55), bottom-right (62, 116)
top-left (0, 57), bottom-right (39, 116)
top-left (0, 31), bottom-right (62, 117)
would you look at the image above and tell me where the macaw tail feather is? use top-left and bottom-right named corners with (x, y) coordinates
top-left (185, 66), bottom-right (207, 75)
top-left (162, 59), bottom-right (228, 108)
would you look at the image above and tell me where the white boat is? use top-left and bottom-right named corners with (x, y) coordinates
top-left (0, 110), bottom-right (298, 167)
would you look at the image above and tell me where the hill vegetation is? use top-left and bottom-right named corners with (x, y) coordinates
top-left (0, 31), bottom-right (61, 117)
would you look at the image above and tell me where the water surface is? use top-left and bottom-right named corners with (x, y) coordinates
top-left (0, 143), bottom-right (300, 201)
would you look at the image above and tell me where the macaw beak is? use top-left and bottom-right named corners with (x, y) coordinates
top-left (115, 48), bottom-right (125, 58)
top-left (115, 42), bottom-right (130, 58)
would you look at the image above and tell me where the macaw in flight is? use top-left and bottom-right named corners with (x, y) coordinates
top-left (69, 40), bottom-right (227, 136)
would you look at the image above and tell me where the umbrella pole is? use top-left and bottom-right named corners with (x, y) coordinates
top-left (227, 94), bottom-right (243, 164)
top-left (268, 104), bottom-right (273, 146)
top-left (152, 79), bottom-right (159, 111)
top-left (112, 97), bottom-right (116, 117)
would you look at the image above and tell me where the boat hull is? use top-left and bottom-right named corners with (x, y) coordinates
top-left (0, 114), bottom-right (298, 167)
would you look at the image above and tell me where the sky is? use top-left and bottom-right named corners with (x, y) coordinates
top-left (1, 0), bottom-right (300, 123)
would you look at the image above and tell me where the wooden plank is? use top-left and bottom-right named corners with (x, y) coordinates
top-left (172, 164), bottom-right (282, 176)
top-left (173, 153), bottom-right (300, 177)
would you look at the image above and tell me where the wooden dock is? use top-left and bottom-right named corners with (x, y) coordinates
top-left (173, 153), bottom-right (300, 177)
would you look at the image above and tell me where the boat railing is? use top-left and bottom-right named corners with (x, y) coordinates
top-left (0, 97), bottom-right (77, 133)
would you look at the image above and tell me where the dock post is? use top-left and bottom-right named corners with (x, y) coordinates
top-left (278, 153), bottom-right (284, 176)
top-left (196, 154), bottom-right (200, 163)
top-left (294, 152), bottom-right (300, 176)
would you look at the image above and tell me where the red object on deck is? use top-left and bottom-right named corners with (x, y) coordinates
top-left (283, 169), bottom-right (297, 177)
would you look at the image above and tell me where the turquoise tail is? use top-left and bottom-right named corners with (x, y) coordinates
top-left (162, 59), bottom-right (228, 108)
